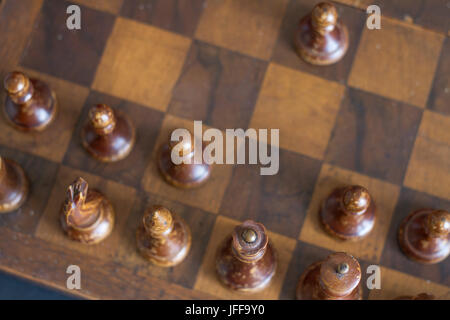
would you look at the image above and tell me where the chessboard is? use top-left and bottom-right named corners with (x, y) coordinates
top-left (0, 0), bottom-right (449, 300)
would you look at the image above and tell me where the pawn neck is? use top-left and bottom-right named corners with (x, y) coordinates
top-left (232, 221), bottom-right (268, 263)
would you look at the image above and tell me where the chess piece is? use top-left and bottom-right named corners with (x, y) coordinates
top-left (0, 156), bottom-right (28, 213)
top-left (158, 129), bottom-right (211, 188)
top-left (394, 293), bottom-right (435, 300)
top-left (294, 2), bottom-right (349, 65)
top-left (82, 104), bottom-right (135, 162)
top-left (320, 185), bottom-right (375, 240)
top-left (216, 220), bottom-right (277, 292)
top-left (60, 177), bottom-right (114, 244)
top-left (3, 71), bottom-right (57, 131)
top-left (136, 205), bottom-right (191, 267)
top-left (296, 252), bottom-right (362, 300)
top-left (398, 209), bottom-right (450, 264)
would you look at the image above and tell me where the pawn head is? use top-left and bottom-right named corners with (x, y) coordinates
top-left (312, 2), bottom-right (338, 33)
top-left (143, 205), bottom-right (174, 236)
top-left (4, 71), bottom-right (28, 94)
top-left (89, 104), bottom-right (116, 132)
top-left (168, 129), bottom-right (195, 157)
top-left (341, 185), bottom-right (371, 215)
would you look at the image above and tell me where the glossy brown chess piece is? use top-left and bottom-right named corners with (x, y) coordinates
top-left (3, 71), bottom-right (57, 131)
top-left (81, 104), bottom-right (135, 162)
top-left (398, 209), bottom-right (450, 264)
top-left (394, 293), bottom-right (435, 300)
top-left (0, 156), bottom-right (28, 213)
top-left (216, 220), bottom-right (277, 292)
top-left (136, 205), bottom-right (191, 267)
top-left (158, 129), bottom-right (211, 188)
top-left (60, 177), bottom-right (114, 244)
top-left (296, 252), bottom-right (362, 300)
top-left (294, 2), bottom-right (349, 65)
top-left (320, 185), bottom-right (375, 240)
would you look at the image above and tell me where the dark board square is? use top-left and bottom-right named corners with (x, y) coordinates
top-left (118, 192), bottom-right (216, 289)
top-left (381, 187), bottom-right (450, 286)
top-left (168, 41), bottom-right (267, 130)
top-left (370, 0), bottom-right (449, 35)
top-left (120, 0), bottom-right (205, 37)
top-left (324, 88), bottom-right (423, 185)
top-left (63, 91), bottom-right (164, 188)
top-left (272, 0), bottom-right (365, 83)
top-left (219, 149), bottom-right (321, 238)
top-left (0, 146), bottom-right (58, 235)
top-left (428, 37), bottom-right (450, 116)
top-left (20, 0), bottom-right (115, 87)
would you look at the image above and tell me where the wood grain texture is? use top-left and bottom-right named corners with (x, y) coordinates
top-left (93, 17), bottom-right (191, 112)
top-left (368, 266), bottom-right (450, 300)
top-left (220, 148), bottom-right (321, 239)
top-left (0, 0), bottom-right (43, 76)
top-left (195, 0), bottom-right (289, 60)
top-left (121, 0), bottom-right (205, 36)
top-left (348, 17), bottom-right (444, 108)
top-left (72, 0), bottom-right (124, 15)
top-left (404, 111), bottom-right (450, 200)
top-left (324, 88), bottom-right (423, 185)
top-left (300, 163), bottom-right (400, 262)
top-left (194, 216), bottom-right (296, 299)
top-left (250, 63), bottom-right (345, 160)
top-left (168, 40), bottom-right (267, 130)
top-left (0, 0), bottom-right (448, 299)
top-left (428, 38), bottom-right (450, 116)
top-left (21, 0), bottom-right (116, 87)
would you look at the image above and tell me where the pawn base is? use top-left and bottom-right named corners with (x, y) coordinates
top-left (216, 237), bottom-right (277, 292)
top-left (136, 214), bottom-right (191, 267)
top-left (158, 144), bottom-right (211, 188)
top-left (294, 17), bottom-right (349, 66)
top-left (398, 209), bottom-right (450, 264)
top-left (82, 111), bottom-right (135, 162)
top-left (320, 188), bottom-right (375, 240)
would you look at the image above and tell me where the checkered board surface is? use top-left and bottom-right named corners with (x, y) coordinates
top-left (0, 0), bottom-right (448, 300)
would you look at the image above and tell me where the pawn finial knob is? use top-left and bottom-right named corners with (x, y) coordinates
top-left (136, 205), bottom-right (191, 267)
top-left (312, 2), bottom-right (338, 34)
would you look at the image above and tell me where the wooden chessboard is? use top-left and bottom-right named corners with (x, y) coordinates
top-left (0, 0), bottom-right (448, 300)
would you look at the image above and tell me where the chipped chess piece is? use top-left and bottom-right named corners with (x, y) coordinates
top-left (158, 129), bottom-right (211, 188)
top-left (398, 209), bottom-right (450, 264)
top-left (294, 2), bottom-right (349, 65)
top-left (394, 293), bottom-right (435, 300)
top-left (296, 252), bottom-right (362, 300)
top-left (60, 177), bottom-right (114, 244)
top-left (82, 104), bottom-right (135, 162)
top-left (3, 71), bottom-right (57, 131)
top-left (216, 220), bottom-right (277, 292)
top-left (0, 156), bottom-right (28, 213)
top-left (136, 205), bottom-right (191, 267)
top-left (320, 185), bottom-right (375, 240)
